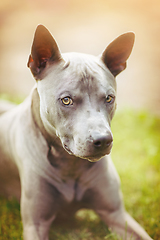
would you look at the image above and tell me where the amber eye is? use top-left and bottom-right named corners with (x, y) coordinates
top-left (106, 95), bottom-right (114, 103)
top-left (61, 97), bottom-right (73, 106)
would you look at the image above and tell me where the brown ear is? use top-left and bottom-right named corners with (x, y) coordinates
top-left (27, 25), bottom-right (62, 79)
top-left (101, 32), bottom-right (135, 77)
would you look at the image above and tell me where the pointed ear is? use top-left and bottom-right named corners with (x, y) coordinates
top-left (101, 32), bottom-right (135, 77)
top-left (27, 25), bottom-right (62, 79)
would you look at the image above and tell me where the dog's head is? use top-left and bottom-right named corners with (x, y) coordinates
top-left (28, 25), bottom-right (135, 162)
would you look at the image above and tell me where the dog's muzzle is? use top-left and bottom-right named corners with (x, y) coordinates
top-left (62, 131), bottom-right (113, 162)
top-left (84, 131), bottom-right (113, 161)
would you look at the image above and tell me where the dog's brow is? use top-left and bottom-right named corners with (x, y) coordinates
top-left (77, 63), bottom-right (102, 79)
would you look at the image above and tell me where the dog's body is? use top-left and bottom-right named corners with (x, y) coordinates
top-left (0, 25), bottom-right (152, 240)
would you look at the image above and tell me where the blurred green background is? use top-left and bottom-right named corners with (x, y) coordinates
top-left (0, 0), bottom-right (160, 239)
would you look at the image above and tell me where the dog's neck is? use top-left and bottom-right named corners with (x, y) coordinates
top-left (31, 87), bottom-right (62, 149)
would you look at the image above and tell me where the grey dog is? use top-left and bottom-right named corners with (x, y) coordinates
top-left (0, 25), bottom-right (152, 240)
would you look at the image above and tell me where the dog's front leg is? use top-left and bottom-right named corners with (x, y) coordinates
top-left (20, 174), bottom-right (59, 240)
top-left (22, 218), bottom-right (53, 240)
top-left (86, 157), bottom-right (152, 240)
top-left (96, 207), bottom-right (152, 240)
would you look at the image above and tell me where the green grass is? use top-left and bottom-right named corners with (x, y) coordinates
top-left (0, 102), bottom-right (160, 239)
top-left (111, 110), bottom-right (160, 240)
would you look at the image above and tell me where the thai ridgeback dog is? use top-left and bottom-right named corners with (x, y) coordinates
top-left (0, 25), bottom-right (152, 240)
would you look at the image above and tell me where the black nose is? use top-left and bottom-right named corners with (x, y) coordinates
top-left (92, 132), bottom-right (113, 148)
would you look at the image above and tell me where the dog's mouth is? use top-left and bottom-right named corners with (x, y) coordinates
top-left (64, 144), bottom-right (73, 155)
top-left (83, 143), bottom-right (113, 162)
top-left (63, 141), bottom-right (113, 162)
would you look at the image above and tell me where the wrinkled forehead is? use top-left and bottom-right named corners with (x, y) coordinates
top-left (63, 52), bottom-right (115, 87)
top-left (37, 52), bottom-right (116, 95)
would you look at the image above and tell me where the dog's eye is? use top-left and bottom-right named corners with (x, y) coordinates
top-left (106, 95), bottom-right (114, 103)
top-left (61, 97), bottom-right (73, 106)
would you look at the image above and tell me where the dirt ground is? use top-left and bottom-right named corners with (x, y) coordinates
top-left (0, 0), bottom-right (160, 114)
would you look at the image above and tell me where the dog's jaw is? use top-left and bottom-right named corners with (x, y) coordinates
top-left (60, 139), bottom-right (113, 162)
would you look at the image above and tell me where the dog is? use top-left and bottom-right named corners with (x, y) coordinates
top-left (0, 25), bottom-right (152, 240)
